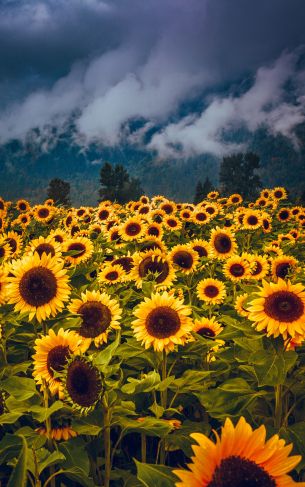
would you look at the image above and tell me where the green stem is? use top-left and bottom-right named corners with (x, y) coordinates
top-left (141, 433), bottom-right (147, 463)
top-left (102, 397), bottom-right (111, 487)
top-left (159, 350), bottom-right (167, 465)
top-left (43, 470), bottom-right (64, 487)
top-left (274, 384), bottom-right (283, 429)
top-left (43, 381), bottom-right (55, 487)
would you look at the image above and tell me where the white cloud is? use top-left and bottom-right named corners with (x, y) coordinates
top-left (148, 51), bottom-right (305, 157)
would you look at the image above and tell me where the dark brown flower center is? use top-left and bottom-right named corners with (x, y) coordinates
top-left (263, 220), bottom-right (270, 230)
top-left (148, 226), bottom-right (160, 237)
top-left (264, 291), bottom-right (304, 323)
top-left (193, 245), bottom-right (207, 258)
top-left (67, 242), bottom-right (86, 257)
top-left (154, 215), bottom-right (163, 223)
top-left (138, 256), bottom-right (169, 284)
top-left (279, 210), bottom-right (289, 220)
top-left (206, 207), bottom-right (216, 214)
top-left (274, 190), bottom-right (283, 198)
top-left (113, 257), bottom-right (133, 273)
top-left (146, 306), bottom-right (180, 338)
top-left (161, 204), bottom-right (174, 214)
top-left (38, 208), bottom-right (50, 219)
top-left (125, 222), bottom-right (142, 236)
top-left (247, 216), bottom-right (258, 226)
top-left (110, 230), bottom-right (122, 242)
top-left (105, 271), bottom-right (119, 281)
top-left (66, 216), bottom-right (72, 226)
top-left (197, 327), bottom-right (216, 337)
top-left (231, 197), bottom-right (239, 203)
top-left (7, 238), bottom-right (17, 253)
top-left (0, 247), bottom-right (5, 258)
top-left (35, 243), bottom-right (55, 257)
top-left (205, 285), bottom-right (219, 298)
top-left (19, 202), bottom-right (27, 210)
top-left (252, 261), bottom-right (262, 276)
top-left (77, 209), bottom-right (85, 216)
top-left (19, 266), bottom-right (57, 306)
top-left (229, 263), bottom-right (245, 277)
top-left (167, 218), bottom-right (178, 227)
top-left (66, 359), bottom-right (101, 408)
top-left (98, 210), bottom-right (109, 220)
top-left (207, 455), bottom-right (275, 487)
top-left (47, 345), bottom-right (70, 376)
top-left (275, 263), bottom-right (291, 279)
top-left (139, 206), bottom-right (149, 214)
top-left (78, 301), bottom-right (112, 338)
top-left (54, 235), bottom-right (64, 243)
top-left (172, 250), bottom-right (193, 269)
top-left (195, 212), bottom-right (207, 222)
top-left (213, 234), bottom-right (232, 253)
top-left (141, 241), bottom-right (162, 252)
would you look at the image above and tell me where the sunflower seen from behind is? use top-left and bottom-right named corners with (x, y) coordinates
top-left (132, 291), bottom-right (193, 352)
top-left (7, 252), bottom-right (70, 322)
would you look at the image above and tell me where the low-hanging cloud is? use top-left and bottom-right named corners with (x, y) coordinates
top-left (0, 0), bottom-right (305, 155)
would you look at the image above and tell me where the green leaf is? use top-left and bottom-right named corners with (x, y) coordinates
top-left (72, 410), bottom-right (103, 436)
top-left (94, 332), bottom-right (121, 367)
top-left (7, 435), bottom-right (28, 487)
top-left (250, 349), bottom-right (298, 386)
top-left (121, 371), bottom-right (161, 394)
top-left (29, 400), bottom-right (64, 421)
top-left (1, 376), bottom-right (37, 400)
top-left (170, 370), bottom-right (212, 393)
top-left (59, 437), bottom-right (90, 476)
top-left (135, 460), bottom-right (177, 487)
top-left (0, 412), bottom-right (24, 424)
top-left (119, 417), bottom-right (173, 438)
top-left (61, 467), bottom-right (95, 487)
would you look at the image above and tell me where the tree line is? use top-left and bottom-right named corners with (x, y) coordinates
top-left (46, 151), bottom-right (300, 206)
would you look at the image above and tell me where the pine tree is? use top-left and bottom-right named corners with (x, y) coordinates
top-left (202, 177), bottom-right (214, 198)
top-left (99, 162), bottom-right (144, 203)
top-left (47, 178), bottom-right (70, 207)
top-left (219, 152), bottom-right (261, 199)
top-left (193, 181), bottom-right (204, 204)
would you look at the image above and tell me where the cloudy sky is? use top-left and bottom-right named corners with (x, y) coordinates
top-left (1, 0), bottom-right (305, 157)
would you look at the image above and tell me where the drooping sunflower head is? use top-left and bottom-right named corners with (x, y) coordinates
top-left (6, 252), bottom-right (70, 322)
top-left (248, 279), bottom-right (305, 339)
top-left (210, 227), bottom-right (237, 259)
top-left (68, 290), bottom-right (122, 348)
top-left (223, 255), bottom-right (250, 282)
top-left (64, 237), bottom-right (94, 265)
top-left (64, 356), bottom-right (104, 414)
top-left (132, 291), bottom-right (193, 352)
top-left (169, 245), bottom-right (199, 274)
top-left (174, 416), bottom-right (303, 487)
top-left (33, 328), bottom-right (82, 397)
top-left (130, 250), bottom-right (175, 289)
top-left (196, 278), bottom-right (226, 305)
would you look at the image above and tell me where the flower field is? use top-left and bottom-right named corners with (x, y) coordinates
top-left (1, 188), bottom-right (305, 486)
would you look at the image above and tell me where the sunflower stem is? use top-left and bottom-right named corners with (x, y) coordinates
top-left (102, 397), bottom-right (111, 487)
top-left (159, 350), bottom-right (167, 465)
top-left (42, 381), bottom-right (56, 487)
top-left (141, 433), bottom-right (147, 463)
top-left (274, 384), bottom-right (283, 429)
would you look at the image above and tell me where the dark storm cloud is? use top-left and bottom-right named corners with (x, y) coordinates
top-left (0, 0), bottom-right (305, 154)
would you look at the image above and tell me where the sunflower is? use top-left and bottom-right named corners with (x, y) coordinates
top-left (227, 193), bottom-right (243, 205)
top-left (68, 290), bottom-right (122, 348)
top-left (247, 279), bottom-right (305, 339)
top-left (140, 195), bottom-right (150, 204)
top-left (7, 253), bottom-right (70, 322)
top-left (223, 255), bottom-right (250, 282)
top-left (132, 291), bottom-right (193, 352)
top-left (197, 278), bottom-right (227, 305)
top-left (242, 210), bottom-right (262, 230)
top-left (4, 231), bottom-right (23, 258)
top-left (16, 199), bottom-right (30, 212)
top-left (0, 239), bottom-right (12, 262)
top-left (180, 208), bottom-right (193, 221)
top-left (264, 244), bottom-right (283, 257)
top-left (160, 201), bottom-right (177, 215)
top-left (49, 228), bottom-right (69, 244)
top-left (260, 188), bottom-right (272, 199)
top-left (139, 237), bottom-right (167, 254)
top-left (149, 209), bottom-right (166, 224)
top-left (169, 245), bottom-right (199, 274)
top-left (32, 328), bottom-right (81, 397)
top-left (210, 227), bottom-right (237, 259)
top-left (249, 254), bottom-right (269, 280)
top-left (96, 206), bottom-right (112, 223)
top-left (137, 204), bottom-right (151, 216)
top-left (33, 205), bottom-right (55, 223)
top-left (193, 316), bottom-right (223, 338)
top-left (107, 226), bottom-right (124, 246)
top-left (16, 213), bottom-right (31, 229)
top-left (64, 237), bottom-right (94, 265)
top-left (261, 214), bottom-right (272, 233)
top-left (0, 267), bottom-right (8, 304)
top-left (120, 216), bottom-right (146, 241)
top-left (130, 250), bottom-right (176, 289)
top-left (112, 255), bottom-right (134, 278)
top-left (98, 263), bottom-right (125, 285)
top-left (174, 416), bottom-right (304, 487)
top-left (255, 197), bottom-right (268, 208)
top-left (235, 293), bottom-right (250, 317)
top-left (163, 216), bottom-right (183, 231)
top-left (271, 255), bottom-right (298, 280)
top-left (272, 187), bottom-right (287, 200)
top-left (277, 208), bottom-right (292, 222)
top-left (26, 235), bottom-right (62, 259)
top-left (207, 191), bottom-right (219, 199)
top-left (145, 222), bottom-right (163, 240)
top-left (192, 209), bottom-right (211, 225)
top-left (190, 239), bottom-right (212, 259)
top-left (64, 356), bottom-right (104, 414)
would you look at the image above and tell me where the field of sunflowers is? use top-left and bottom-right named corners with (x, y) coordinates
top-left (1, 187), bottom-right (305, 486)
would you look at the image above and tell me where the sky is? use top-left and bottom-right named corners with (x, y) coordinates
top-left (0, 0), bottom-right (305, 158)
